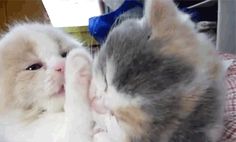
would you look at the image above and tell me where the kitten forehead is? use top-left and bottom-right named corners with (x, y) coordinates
top-left (109, 19), bottom-right (150, 42)
top-left (0, 23), bottom-right (75, 66)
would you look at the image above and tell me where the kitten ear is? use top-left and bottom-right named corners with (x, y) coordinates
top-left (144, 0), bottom-right (192, 38)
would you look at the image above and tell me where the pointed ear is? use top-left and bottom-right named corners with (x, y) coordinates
top-left (143, 0), bottom-right (192, 38)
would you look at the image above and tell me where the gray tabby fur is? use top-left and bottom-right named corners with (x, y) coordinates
top-left (93, 0), bottom-right (225, 141)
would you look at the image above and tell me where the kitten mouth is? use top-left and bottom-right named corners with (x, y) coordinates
top-left (54, 85), bottom-right (65, 96)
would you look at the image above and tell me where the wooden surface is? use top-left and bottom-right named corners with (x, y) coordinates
top-left (0, 0), bottom-right (48, 31)
top-left (0, 1), bottom-right (7, 31)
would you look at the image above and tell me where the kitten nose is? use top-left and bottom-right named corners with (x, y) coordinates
top-left (90, 96), bottom-right (109, 114)
top-left (55, 64), bottom-right (64, 73)
top-left (54, 60), bottom-right (65, 73)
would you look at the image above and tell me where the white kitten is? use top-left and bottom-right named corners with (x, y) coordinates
top-left (0, 23), bottom-right (97, 142)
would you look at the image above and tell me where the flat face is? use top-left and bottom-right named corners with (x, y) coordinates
top-left (0, 23), bottom-right (77, 113)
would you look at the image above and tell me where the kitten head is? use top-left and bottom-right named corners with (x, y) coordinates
top-left (91, 0), bottom-right (223, 141)
top-left (0, 23), bottom-right (80, 117)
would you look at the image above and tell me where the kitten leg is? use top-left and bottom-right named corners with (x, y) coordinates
top-left (93, 114), bottom-right (127, 142)
top-left (64, 48), bottom-right (93, 142)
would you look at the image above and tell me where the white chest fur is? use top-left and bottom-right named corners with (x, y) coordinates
top-left (0, 113), bottom-right (65, 142)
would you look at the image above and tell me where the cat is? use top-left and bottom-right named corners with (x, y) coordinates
top-left (0, 0), bottom-right (226, 141)
top-left (90, 0), bottom-right (225, 142)
top-left (0, 22), bottom-right (109, 142)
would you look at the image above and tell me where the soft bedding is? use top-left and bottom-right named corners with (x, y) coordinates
top-left (219, 53), bottom-right (236, 142)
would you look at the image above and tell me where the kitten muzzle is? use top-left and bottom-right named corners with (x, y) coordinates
top-left (53, 85), bottom-right (65, 96)
top-left (90, 96), bottom-right (109, 114)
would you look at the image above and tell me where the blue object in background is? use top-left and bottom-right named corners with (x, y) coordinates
top-left (88, 0), bottom-right (217, 44)
top-left (88, 0), bottom-right (143, 43)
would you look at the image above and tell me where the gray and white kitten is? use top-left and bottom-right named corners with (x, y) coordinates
top-left (90, 0), bottom-right (225, 142)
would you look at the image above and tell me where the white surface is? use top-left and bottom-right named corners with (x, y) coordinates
top-left (42, 0), bottom-right (101, 27)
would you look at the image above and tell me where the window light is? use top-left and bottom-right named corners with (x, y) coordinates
top-left (42, 0), bottom-right (101, 27)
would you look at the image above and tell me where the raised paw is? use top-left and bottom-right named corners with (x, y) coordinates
top-left (65, 48), bottom-right (92, 87)
top-left (64, 47), bottom-right (93, 111)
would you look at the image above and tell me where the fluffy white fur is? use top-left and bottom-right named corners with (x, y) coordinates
top-left (0, 23), bottom-right (122, 142)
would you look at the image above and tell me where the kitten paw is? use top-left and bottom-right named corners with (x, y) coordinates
top-left (93, 131), bottom-right (111, 142)
top-left (65, 48), bottom-right (92, 87)
top-left (64, 47), bottom-right (92, 109)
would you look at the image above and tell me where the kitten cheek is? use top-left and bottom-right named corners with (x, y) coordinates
top-left (89, 82), bottom-right (96, 100)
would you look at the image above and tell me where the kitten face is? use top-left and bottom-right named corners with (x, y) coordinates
top-left (0, 23), bottom-right (80, 114)
top-left (92, 0), bottom-right (224, 141)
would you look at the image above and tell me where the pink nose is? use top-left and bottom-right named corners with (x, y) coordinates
top-left (54, 60), bottom-right (65, 73)
top-left (90, 96), bottom-right (109, 114)
top-left (89, 83), bottom-right (109, 114)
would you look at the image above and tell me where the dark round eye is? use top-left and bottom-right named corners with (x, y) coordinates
top-left (26, 63), bottom-right (42, 71)
top-left (61, 52), bottom-right (68, 58)
top-left (147, 32), bottom-right (152, 40)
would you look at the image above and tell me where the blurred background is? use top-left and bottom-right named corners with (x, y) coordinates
top-left (0, 0), bottom-right (235, 54)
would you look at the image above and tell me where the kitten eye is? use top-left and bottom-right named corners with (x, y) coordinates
top-left (147, 32), bottom-right (152, 40)
top-left (61, 52), bottom-right (68, 58)
top-left (104, 76), bottom-right (108, 92)
top-left (26, 63), bottom-right (42, 71)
